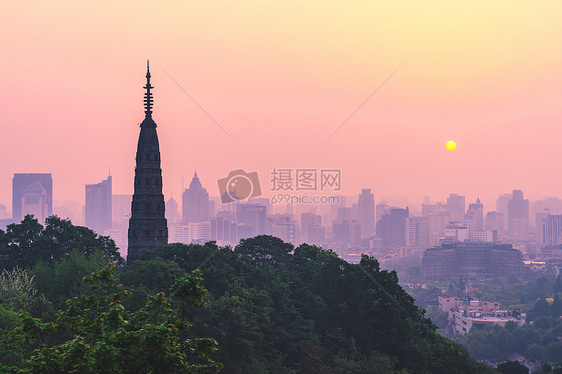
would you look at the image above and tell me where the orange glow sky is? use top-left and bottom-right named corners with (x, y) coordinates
top-left (2, 1), bottom-right (562, 213)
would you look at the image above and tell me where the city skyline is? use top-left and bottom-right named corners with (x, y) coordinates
top-left (3, 2), bottom-right (562, 212)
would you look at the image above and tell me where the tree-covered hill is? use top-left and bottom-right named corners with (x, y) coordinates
top-left (135, 236), bottom-right (493, 373)
top-left (0, 216), bottom-right (494, 373)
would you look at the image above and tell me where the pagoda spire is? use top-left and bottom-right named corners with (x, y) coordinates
top-left (128, 61), bottom-right (168, 265)
top-left (143, 60), bottom-right (154, 118)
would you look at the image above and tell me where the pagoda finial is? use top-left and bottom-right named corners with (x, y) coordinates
top-left (143, 60), bottom-right (154, 118)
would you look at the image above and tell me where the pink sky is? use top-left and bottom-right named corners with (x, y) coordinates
top-left (2, 1), bottom-right (562, 215)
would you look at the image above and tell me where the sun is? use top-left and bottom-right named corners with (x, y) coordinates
top-left (446, 140), bottom-right (457, 151)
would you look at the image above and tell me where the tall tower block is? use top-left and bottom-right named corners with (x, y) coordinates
top-left (127, 61), bottom-right (168, 265)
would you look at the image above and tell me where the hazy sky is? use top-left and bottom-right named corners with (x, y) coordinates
top-left (2, 1), bottom-right (562, 213)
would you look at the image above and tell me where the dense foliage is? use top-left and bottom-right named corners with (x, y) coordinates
top-left (136, 236), bottom-right (494, 373)
top-left (0, 215), bottom-right (123, 271)
top-left (496, 360), bottom-right (529, 374)
top-left (0, 216), bottom-right (495, 373)
top-left (0, 264), bottom-right (221, 373)
top-left (453, 318), bottom-right (562, 365)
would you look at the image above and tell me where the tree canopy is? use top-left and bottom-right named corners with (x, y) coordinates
top-left (139, 236), bottom-right (494, 373)
top-left (0, 264), bottom-right (221, 374)
top-left (0, 215), bottom-right (123, 271)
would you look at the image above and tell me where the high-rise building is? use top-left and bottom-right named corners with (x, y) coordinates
top-left (20, 181), bottom-right (50, 224)
top-left (508, 190), bottom-right (529, 235)
top-left (446, 194), bottom-right (465, 223)
top-left (465, 198), bottom-right (483, 230)
top-left (211, 215), bottom-right (239, 244)
top-left (128, 62), bottom-right (168, 264)
top-left (406, 216), bottom-right (429, 248)
top-left (85, 175), bottom-right (112, 235)
top-left (301, 212), bottom-right (325, 245)
top-left (358, 189), bottom-right (375, 237)
top-left (236, 203), bottom-right (267, 238)
top-left (536, 213), bottom-right (562, 247)
top-left (375, 202), bottom-right (390, 226)
top-left (532, 198), bottom-right (562, 226)
top-left (376, 207), bottom-right (409, 247)
top-left (336, 207), bottom-right (354, 223)
top-left (486, 211), bottom-right (504, 233)
top-left (266, 214), bottom-right (300, 244)
top-left (112, 195), bottom-right (132, 224)
top-left (12, 173), bottom-right (53, 223)
top-left (166, 196), bottom-right (180, 223)
top-left (333, 220), bottom-right (361, 245)
top-left (496, 193), bottom-right (512, 230)
top-left (422, 202), bottom-right (450, 247)
top-left (182, 172), bottom-right (210, 223)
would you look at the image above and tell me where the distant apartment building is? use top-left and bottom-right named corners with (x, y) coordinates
top-left (266, 214), bottom-right (300, 244)
top-left (446, 194), bottom-right (465, 223)
top-left (496, 193), bottom-right (512, 231)
top-left (464, 198), bottom-right (483, 230)
top-left (422, 202), bottom-right (450, 247)
top-left (169, 221), bottom-right (211, 244)
top-left (358, 189), bottom-right (375, 237)
top-left (438, 296), bottom-right (526, 335)
top-left (422, 242), bottom-right (524, 281)
top-left (485, 211), bottom-right (504, 233)
top-left (375, 202), bottom-right (390, 229)
top-left (336, 207), bottom-right (354, 223)
top-left (533, 197), bottom-right (562, 221)
top-left (12, 173), bottom-right (53, 223)
top-left (333, 220), bottom-right (361, 245)
top-left (406, 216), bottom-right (429, 248)
top-left (536, 213), bottom-right (562, 246)
top-left (442, 223), bottom-right (498, 243)
top-left (85, 175), bottom-right (112, 235)
top-left (301, 212), bottom-right (325, 245)
top-left (210, 215), bottom-right (239, 244)
top-left (112, 194), bottom-right (132, 224)
top-left (376, 207), bottom-right (409, 247)
top-left (508, 190), bottom-right (529, 237)
top-left (236, 203), bottom-right (267, 238)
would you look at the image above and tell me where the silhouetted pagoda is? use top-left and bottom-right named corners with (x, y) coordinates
top-left (127, 61), bottom-right (168, 265)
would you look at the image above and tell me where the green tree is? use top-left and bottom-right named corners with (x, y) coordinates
top-left (551, 294), bottom-right (562, 318)
top-left (496, 360), bottom-right (528, 374)
top-left (120, 257), bottom-right (186, 292)
top-left (0, 264), bottom-right (221, 373)
top-left (234, 235), bottom-right (294, 268)
top-left (0, 306), bottom-right (20, 367)
top-left (529, 298), bottom-right (551, 320)
top-left (424, 305), bottom-right (449, 333)
top-left (0, 215), bottom-right (123, 271)
top-left (128, 238), bottom-right (495, 373)
top-left (0, 266), bottom-right (53, 320)
top-left (30, 250), bottom-right (111, 310)
top-left (555, 275), bottom-right (562, 293)
top-left (0, 267), bottom-right (36, 310)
